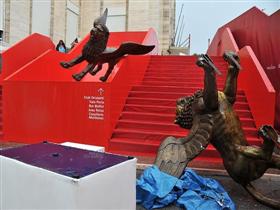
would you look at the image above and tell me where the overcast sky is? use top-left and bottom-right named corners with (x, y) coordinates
top-left (175, 0), bottom-right (280, 54)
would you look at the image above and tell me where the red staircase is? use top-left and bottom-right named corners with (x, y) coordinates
top-left (108, 55), bottom-right (260, 160)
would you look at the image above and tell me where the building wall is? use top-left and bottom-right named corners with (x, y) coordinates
top-left (9, 0), bottom-right (31, 44)
top-left (0, 0), bottom-right (4, 32)
top-left (31, 0), bottom-right (51, 36)
top-left (2, 0), bottom-right (175, 52)
top-left (52, 0), bottom-right (67, 44)
top-left (80, 0), bottom-right (100, 39)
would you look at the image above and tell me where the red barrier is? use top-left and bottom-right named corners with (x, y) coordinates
top-left (238, 46), bottom-right (275, 127)
top-left (0, 33), bottom-right (55, 82)
top-left (207, 27), bottom-right (239, 56)
top-left (2, 29), bottom-right (158, 148)
top-left (142, 28), bottom-right (159, 55)
top-left (208, 6), bottom-right (280, 130)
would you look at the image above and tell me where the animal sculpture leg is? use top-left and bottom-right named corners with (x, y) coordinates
top-left (72, 63), bottom-right (96, 81)
top-left (235, 125), bottom-right (279, 161)
top-left (60, 54), bottom-right (85, 69)
top-left (223, 65), bottom-right (239, 105)
top-left (270, 153), bottom-right (280, 169)
top-left (235, 145), bottom-right (269, 160)
top-left (196, 55), bottom-right (219, 110)
top-left (222, 52), bottom-right (241, 104)
top-left (99, 62), bottom-right (116, 82)
top-left (90, 64), bottom-right (103, 76)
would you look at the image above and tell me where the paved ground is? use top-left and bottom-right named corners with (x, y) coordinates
top-left (1, 142), bottom-right (279, 210)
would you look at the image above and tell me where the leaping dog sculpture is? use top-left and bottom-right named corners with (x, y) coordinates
top-left (60, 8), bottom-right (154, 82)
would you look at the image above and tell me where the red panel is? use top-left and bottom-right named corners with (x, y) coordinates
top-left (208, 27), bottom-right (276, 127)
top-left (142, 28), bottom-right (159, 55)
top-left (3, 81), bottom-right (111, 147)
top-left (207, 27), bottom-right (239, 56)
top-left (223, 7), bottom-right (280, 88)
top-left (0, 33), bottom-right (55, 82)
top-left (238, 47), bottom-right (275, 128)
top-left (2, 29), bottom-right (159, 147)
top-left (208, 7), bottom-right (280, 130)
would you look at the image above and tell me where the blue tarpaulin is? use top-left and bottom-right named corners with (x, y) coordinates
top-left (137, 166), bottom-right (235, 210)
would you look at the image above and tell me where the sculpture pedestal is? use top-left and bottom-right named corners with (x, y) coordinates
top-left (0, 143), bottom-right (136, 209)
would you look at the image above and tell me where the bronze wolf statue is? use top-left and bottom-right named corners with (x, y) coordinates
top-left (60, 8), bottom-right (154, 82)
top-left (155, 52), bottom-right (280, 209)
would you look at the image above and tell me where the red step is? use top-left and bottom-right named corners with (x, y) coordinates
top-left (123, 103), bottom-right (251, 117)
top-left (116, 119), bottom-right (186, 133)
top-left (128, 91), bottom-right (246, 101)
top-left (109, 138), bottom-right (221, 158)
top-left (120, 111), bottom-right (255, 127)
top-left (131, 85), bottom-right (226, 93)
top-left (142, 79), bottom-right (225, 86)
top-left (146, 65), bottom-right (228, 71)
top-left (120, 111), bottom-right (175, 123)
top-left (126, 97), bottom-right (249, 110)
top-left (115, 119), bottom-right (257, 137)
top-left (143, 76), bottom-right (224, 83)
top-left (112, 128), bottom-right (187, 141)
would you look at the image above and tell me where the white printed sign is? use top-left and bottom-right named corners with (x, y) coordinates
top-left (84, 89), bottom-right (105, 120)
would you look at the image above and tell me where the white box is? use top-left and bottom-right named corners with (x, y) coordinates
top-left (0, 143), bottom-right (136, 210)
top-left (61, 142), bottom-right (105, 152)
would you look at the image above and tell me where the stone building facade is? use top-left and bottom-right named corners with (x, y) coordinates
top-left (0, 0), bottom-right (175, 53)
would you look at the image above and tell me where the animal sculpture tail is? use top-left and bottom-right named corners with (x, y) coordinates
top-left (107, 42), bottom-right (155, 59)
top-left (245, 183), bottom-right (280, 209)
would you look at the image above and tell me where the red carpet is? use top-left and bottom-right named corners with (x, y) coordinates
top-left (108, 55), bottom-right (260, 160)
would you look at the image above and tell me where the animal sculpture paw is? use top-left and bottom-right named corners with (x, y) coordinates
top-left (72, 73), bottom-right (83, 81)
top-left (60, 62), bottom-right (71, 69)
top-left (99, 76), bottom-right (107, 82)
top-left (258, 125), bottom-right (280, 148)
top-left (90, 70), bottom-right (98, 76)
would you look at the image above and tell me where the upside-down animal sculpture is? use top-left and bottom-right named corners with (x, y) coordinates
top-left (154, 52), bottom-right (280, 209)
top-left (60, 9), bottom-right (155, 82)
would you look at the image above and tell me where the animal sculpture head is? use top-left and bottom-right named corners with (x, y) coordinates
top-left (175, 90), bottom-right (203, 129)
top-left (90, 8), bottom-right (109, 40)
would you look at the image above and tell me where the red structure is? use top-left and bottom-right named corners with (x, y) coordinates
top-left (0, 8), bottom-right (277, 159)
top-left (208, 7), bottom-right (279, 130)
top-left (1, 29), bottom-right (158, 149)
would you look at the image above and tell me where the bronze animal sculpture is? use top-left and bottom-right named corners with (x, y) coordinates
top-left (155, 52), bottom-right (280, 209)
top-left (60, 9), bottom-right (155, 82)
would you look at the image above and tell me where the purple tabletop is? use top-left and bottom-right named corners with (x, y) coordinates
top-left (0, 142), bottom-right (131, 179)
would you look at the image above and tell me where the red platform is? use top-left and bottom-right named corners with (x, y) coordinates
top-left (1, 29), bottom-right (158, 150)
